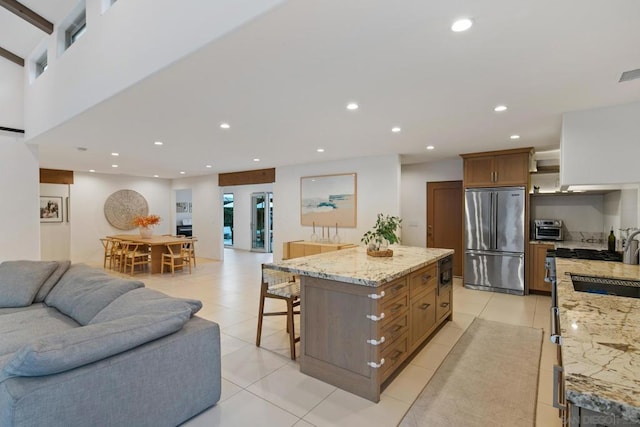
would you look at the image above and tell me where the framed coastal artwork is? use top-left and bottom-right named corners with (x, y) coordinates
top-left (40, 196), bottom-right (63, 223)
top-left (300, 173), bottom-right (357, 227)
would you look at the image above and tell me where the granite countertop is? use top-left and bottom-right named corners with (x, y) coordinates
top-left (556, 258), bottom-right (640, 422)
top-left (266, 245), bottom-right (454, 287)
top-left (529, 240), bottom-right (607, 250)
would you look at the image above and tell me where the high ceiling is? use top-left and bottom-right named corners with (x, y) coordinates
top-left (4, 1), bottom-right (640, 179)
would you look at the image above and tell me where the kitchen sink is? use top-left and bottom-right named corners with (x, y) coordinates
top-left (571, 274), bottom-right (640, 299)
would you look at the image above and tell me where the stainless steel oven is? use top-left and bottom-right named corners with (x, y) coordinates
top-left (534, 219), bottom-right (563, 241)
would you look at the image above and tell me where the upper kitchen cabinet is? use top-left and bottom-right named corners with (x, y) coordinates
top-left (460, 147), bottom-right (533, 188)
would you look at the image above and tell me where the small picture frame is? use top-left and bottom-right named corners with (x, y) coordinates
top-left (40, 196), bottom-right (63, 223)
top-left (176, 202), bottom-right (189, 213)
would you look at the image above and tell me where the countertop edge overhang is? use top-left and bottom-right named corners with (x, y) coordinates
top-left (556, 257), bottom-right (640, 423)
top-left (266, 245), bottom-right (454, 287)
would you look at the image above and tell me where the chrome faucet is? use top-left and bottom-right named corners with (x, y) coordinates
top-left (623, 229), bottom-right (640, 265)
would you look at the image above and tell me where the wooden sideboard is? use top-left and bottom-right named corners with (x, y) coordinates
top-left (282, 240), bottom-right (356, 259)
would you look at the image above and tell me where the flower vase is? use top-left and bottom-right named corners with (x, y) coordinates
top-left (139, 226), bottom-right (153, 239)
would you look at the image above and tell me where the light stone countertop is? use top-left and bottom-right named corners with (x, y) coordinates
top-left (266, 245), bottom-right (454, 287)
top-left (529, 240), bottom-right (607, 250)
top-left (556, 258), bottom-right (640, 422)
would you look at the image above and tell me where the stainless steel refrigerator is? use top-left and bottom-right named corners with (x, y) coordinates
top-left (464, 186), bottom-right (526, 295)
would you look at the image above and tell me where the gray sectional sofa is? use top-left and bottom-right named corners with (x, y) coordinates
top-left (0, 261), bottom-right (221, 427)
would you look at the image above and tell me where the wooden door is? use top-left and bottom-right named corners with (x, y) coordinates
top-left (427, 181), bottom-right (463, 276)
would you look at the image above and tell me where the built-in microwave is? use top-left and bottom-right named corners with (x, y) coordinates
top-left (534, 219), bottom-right (563, 241)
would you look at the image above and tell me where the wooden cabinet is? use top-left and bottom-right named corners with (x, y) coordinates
top-left (529, 243), bottom-right (554, 293)
top-left (461, 147), bottom-right (532, 188)
top-left (298, 258), bottom-right (452, 402)
top-left (283, 241), bottom-right (356, 259)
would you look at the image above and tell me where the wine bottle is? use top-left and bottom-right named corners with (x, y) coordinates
top-left (608, 227), bottom-right (616, 252)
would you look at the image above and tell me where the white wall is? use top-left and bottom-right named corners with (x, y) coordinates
top-left (24, 0), bottom-right (285, 139)
top-left (273, 155), bottom-right (401, 261)
top-left (561, 101), bottom-right (640, 186)
top-left (40, 183), bottom-right (71, 260)
top-left (71, 172), bottom-right (172, 264)
top-left (172, 175), bottom-right (223, 261)
top-left (222, 183), bottom-right (273, 251)
top-left (0, 137), bottom-right (40, 260)
top-left (400, 159), bottom-right (464, 248)
top-left (0, 60), bottom-right (23, 129)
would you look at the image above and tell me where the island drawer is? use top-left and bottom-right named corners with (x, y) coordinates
top-left (381, 277), bottom-right (408, 299)
top-left (381, 291), bottom-right (409, 319)
top-left (409, 264), bottom-right (437, 298)
top-left (379, 313), bottom-right (409, 350)
top-left (381, 333), bottom-right (409, 382)
top-left (410, 288), bottom-right (437, 346)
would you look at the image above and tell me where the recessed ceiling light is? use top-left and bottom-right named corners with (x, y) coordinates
top-left (220, 123), bottom-right (230, 129)
top-left (206, 164), bottom-right (212, 168)
top-left (111, 152), bottom-right (119, 156)
top-left (346, 102), bottom-right (359, 111)
top-left (179, 171), bottom-right (186, 175)
top-left (391, 127), bottom-right (401, 133)
top-left (153, 174), bottom-right (159, 178)
top-left (89, 169), bottom-right (95, 173)
top-left (510, 134), bottom-right (520, 140)
top-left (154, 141), bottom-right (163, 146)
top-left (253, 158), bottom-right (260, 162)
top-left (426, 145), bottom-right (435, 150)
top-left (451, 18), bottom-right (473, 32)
top-left (494, 105), bottom-right (508, 112)
top-left (111, 164), bottom-right (118, 168)
top-left (317, 148), bottom-right (325, 153)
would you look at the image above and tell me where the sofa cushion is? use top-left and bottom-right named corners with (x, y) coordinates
top-left (1, 307), bottom-right (192, 379)
top-left (34, 260), bottom-right (71, 303)
top-left (90, 288), bottom-right (202, 325)
top-left (0, 305), bottom-right (80, 358)
top-left (0, 261), bottom-right (59, 308)
top-left (44, 264), bottom-right (144, 325)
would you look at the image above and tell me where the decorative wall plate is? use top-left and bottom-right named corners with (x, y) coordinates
top-left (104, 190), bottom-right (149, 230)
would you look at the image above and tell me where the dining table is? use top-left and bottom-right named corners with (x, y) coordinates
top-left (107, 234), bottom-right (186, 274)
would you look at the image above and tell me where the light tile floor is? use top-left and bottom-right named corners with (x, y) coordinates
top-left (104, 249), bottom-right (562, 426)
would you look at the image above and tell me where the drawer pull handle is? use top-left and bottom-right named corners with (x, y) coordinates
top-left (391, 284), bottom-right (405, 293)
top-left (420, 303), bottom-right (431, 310)
top-left (367, 358), bottom-right (385, 369)
top-left (552, 365), bottom-right (567, 410)
top-left (390, 303), bottom-right (404, 314)
top-left (390, 324), bottom-right (403, 335)
top-left (366, 312), bottom-right (385, 322)
top-left (390, 350), bottom-right (403, 362)
top-left (422, 274), bottom-right (432, 283)
top-left (440, 302), bottom-right (450, 308)
top-left (366, 336), bottom-right (386, 346)
top-left (368, 291), bottom-right (385, 300)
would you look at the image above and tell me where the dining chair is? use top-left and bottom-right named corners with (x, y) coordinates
top-left (99, 238), bottom-right (114, 269)
top-left (181, 237), bottom-right (197, 269)
top-left (122, 242), bottom-right (150, 275)
top-left (109, 239), bottom-right (126, 272)
top-left (256, 264), bottom-right (300, 360)
top-left (161, 242), bottom-right (190, 275)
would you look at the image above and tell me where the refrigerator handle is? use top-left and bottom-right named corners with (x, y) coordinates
top-left (491, 192), bottom-right (497, 250)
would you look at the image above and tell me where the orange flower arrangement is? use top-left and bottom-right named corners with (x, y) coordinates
top-left (132, 214), bottom-right (161, 227)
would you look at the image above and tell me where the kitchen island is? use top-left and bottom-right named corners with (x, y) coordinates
top-left (556, 258), bottom-right (640, 425)
top-left (266, 245), bottom-right (454, 402)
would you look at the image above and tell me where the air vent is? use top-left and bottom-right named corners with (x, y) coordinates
top-left (619, 68), bottom-right (640, 82)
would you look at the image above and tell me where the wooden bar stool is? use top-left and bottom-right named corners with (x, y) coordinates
top-left (256, 264), bottom-right (300, 360)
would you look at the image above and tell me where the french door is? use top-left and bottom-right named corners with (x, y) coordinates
top-left (251, 192), bottom-right (273, 253)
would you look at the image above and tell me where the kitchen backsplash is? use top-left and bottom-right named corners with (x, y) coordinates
top-left (563, 230), bottom-right (604, 243)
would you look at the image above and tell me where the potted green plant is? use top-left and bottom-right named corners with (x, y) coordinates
top-left (361, 213), bottom-right (402, 256)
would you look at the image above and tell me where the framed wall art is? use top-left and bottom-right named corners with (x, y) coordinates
top-left (40, 196), bottom-right (63, 223)
top-left (300, 173), bottom-right (357, 227)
